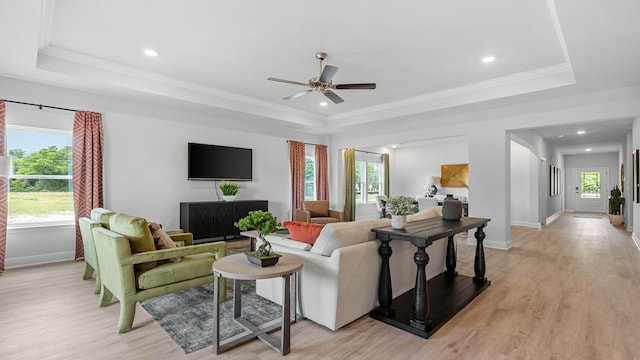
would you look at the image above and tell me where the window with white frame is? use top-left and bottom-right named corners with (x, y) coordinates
top-left (355, 153), bottom-right (384, 204)
top-left (7, 126), bottom-right (74, 225)
top-left (303, 143), bottom-right (330, 201)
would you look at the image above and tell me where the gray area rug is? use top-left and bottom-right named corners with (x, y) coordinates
top-left (140, 282), bottom-right (282, 354)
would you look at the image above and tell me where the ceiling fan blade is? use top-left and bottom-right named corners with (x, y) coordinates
top-left (323, 90), bottom-right (344, 104)
top-left (332, 83), bottom-right (377, 90)
top-left (319, 65), bottom-right (339, 83)
top-left (283, 89), bottom-right (313, 100)
top-left (267, 77), bottom-right (309, 87)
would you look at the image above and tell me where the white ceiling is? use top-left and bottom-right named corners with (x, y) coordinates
top-left (1, 0), bottom-right (639, 150)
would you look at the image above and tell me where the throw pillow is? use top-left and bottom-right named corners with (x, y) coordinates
top-left (149, 222), bottom-right (182, 263)
top-left (283, 221), bottom-right (324, 245)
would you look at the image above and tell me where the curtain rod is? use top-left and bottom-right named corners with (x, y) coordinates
top-left (286, 140), bottom-right (326, 147)
top-left (355, 149), bottom-right (383, 155)
top-left (286, 140), bottom-right (382, 155)
top-left (3, 99), bottom-right (77, 112)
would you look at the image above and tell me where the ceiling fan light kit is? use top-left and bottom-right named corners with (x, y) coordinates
top-left (267, 52), bottom-right (376, 104)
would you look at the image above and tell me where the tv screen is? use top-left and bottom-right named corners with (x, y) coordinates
top-left (188, 143), bottom-right (253, 181)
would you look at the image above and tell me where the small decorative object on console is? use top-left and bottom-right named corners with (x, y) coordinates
top-left (386, 195), bottom-right (418, 229)
top-left (442, 194), bottom-right (463, 220)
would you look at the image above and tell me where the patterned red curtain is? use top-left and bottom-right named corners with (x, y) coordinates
top-left (315, 144), bottom-right (328, 200)
top-left (0, 100), bottom-right (7, 271)
top-left (73, 111), bottom-right (104, 260)
top-left (289, 141), bottom-right (305, 218)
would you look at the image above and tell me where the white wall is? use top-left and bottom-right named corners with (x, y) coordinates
top-left (510, 141), bottom-right (540, 228)
top-left (633, 116), bottom-right (640, 249)
top-left (391, 137), bottom-right (469, 200)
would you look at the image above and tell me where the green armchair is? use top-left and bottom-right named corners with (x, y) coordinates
top-left (92, 213), bottom-right (227, 333)
top-left (79, 208), bottom-right (115, 294)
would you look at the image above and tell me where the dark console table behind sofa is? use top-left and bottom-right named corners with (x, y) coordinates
top-left (371, 216), bottom-right (490, 338)
top-left (180, 200), bottom-right (268, 242)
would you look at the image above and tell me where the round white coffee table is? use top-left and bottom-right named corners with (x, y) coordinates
top-left (212, 253), bottom-right (303, 355)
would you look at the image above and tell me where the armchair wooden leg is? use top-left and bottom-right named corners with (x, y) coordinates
top-left (93, 273), bottom-right (101, 295)
top-left (83, 263), bottom-right (94, 280)
top-left (99, 287), bottom-right (113, 307)
top-left (117, 301), bottom-right (137, 333)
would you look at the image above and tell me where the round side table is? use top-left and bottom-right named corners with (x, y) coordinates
top-left (212, 253), bottom-right (303, 355)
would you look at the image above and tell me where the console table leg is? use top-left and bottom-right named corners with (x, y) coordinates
top-left (377, 237), bottom-right (394, 317)
top-left (473, 225), bottom-right (488, 283)
top-left (445, 235), bottom-right (458, 277)
top-left (410, 246), bottom-right (431, 331)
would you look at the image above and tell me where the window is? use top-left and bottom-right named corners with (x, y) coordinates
top-left (580, 171), bottom-right (601, 199)
top-left (355, 158), bottom-right (384, 204)
top-left (7, 126), bottom-right (74, 225)
top-left (304, 155), bottom-right (316, 201)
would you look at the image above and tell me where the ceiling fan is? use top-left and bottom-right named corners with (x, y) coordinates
top-left (267, 52), bottom-right (376, 104)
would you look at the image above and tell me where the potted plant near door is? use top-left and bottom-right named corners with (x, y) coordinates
top-left (608, 185), bottom-right (624, 225)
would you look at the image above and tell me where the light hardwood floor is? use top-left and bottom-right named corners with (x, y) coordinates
top-left (2, 213), bottom-right (640, 360)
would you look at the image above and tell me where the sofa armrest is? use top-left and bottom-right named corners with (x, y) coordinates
top-left (328, 209), bottom-right (345, 222)
top-left (293, 209), bottom-right (311, 222)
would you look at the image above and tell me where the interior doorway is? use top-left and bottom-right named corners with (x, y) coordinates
top-left (573, 167), bottom-right (608, 213)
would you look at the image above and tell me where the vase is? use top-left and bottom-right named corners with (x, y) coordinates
top-left (222, 195), bottom-right (237, 202)
top-left (391, 214), bottom-right (407, 229)
top-left (442, 194), bottom-right (463, 220)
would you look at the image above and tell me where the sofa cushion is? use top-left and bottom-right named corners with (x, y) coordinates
top-left (136, 252), bottom-right (215, 289)
top-left (109, 214), bottom-right (157, 271)
top-left (407, 206), bottom-right (443, 222)
top-left (310, 218), bottom-right (391, 256)
top-left (304, 200), bottom-right (329, 217)
top-left (264, 235), bottom-right (312, 251)
top-left (283, 221), bottom-right (324, 245)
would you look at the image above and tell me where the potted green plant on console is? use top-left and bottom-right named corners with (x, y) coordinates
top-left (386, 195), bottom-right (418, 230)
top-left (608, 185), bottom-right (624, 225)
top-left (220, 182), bottom-right (239, 202)
top-left (234, 210), bottom-right (281, 266)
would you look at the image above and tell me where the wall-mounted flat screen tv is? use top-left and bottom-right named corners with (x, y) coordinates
top-left (188, 143), bottom-right (253, 181)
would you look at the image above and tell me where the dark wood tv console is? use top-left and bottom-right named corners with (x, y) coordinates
top-left (180, 200), bottom-right (268, 242)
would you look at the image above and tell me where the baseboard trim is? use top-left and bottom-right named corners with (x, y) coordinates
top-left (6, 251), bottom-right (75, 269)
top-left (546, 211), bottom-right (563, 225)
top-left (465, 238), bottom-right (511, 250)
top-left (511, 220), bottom-right (541, 229)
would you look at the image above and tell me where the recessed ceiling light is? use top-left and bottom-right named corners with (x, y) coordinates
top-left (558, 134), bottom-right (565, 138)
top-left (391, 145), bottom-right (398, 149)
top-left (319, 101), bottom-right (328, 107)
top-left (143, 49), bottom-right (158, 57)
top-left (577, 130), bottom-right (586, 134)
top-left (481, 56), bottom-right (496, 63)
top-left (585, 148), bottom-right (592, 152)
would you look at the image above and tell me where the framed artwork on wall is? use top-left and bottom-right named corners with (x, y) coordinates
top-left (441, 163), bottom-right (469, 188)
top-left (549, 165), bottom-right (561, 197)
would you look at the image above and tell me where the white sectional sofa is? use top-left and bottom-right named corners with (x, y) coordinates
top-left (255, 207), bottom-right (446, 331)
